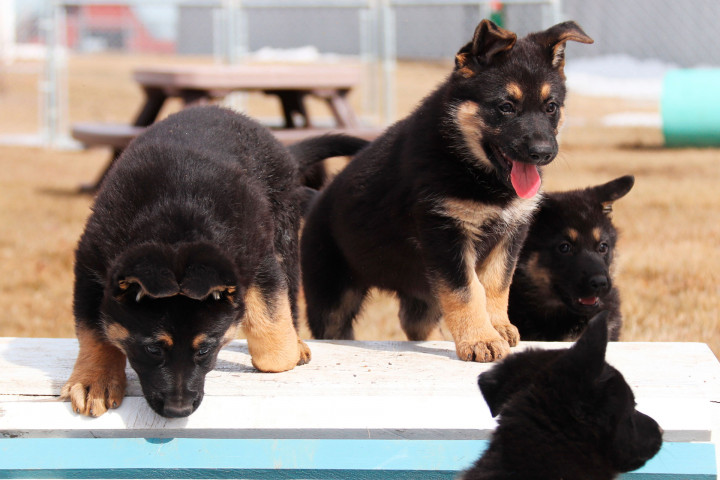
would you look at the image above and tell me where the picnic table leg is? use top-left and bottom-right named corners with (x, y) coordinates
top-left (180, 89), bottom-right (213, 107)
top-left (318, 89), bottom-right (359, 128)
top-left (265, 90), bottom-right (311, 129)
top-left (79, 88), bottom-right (167, 193)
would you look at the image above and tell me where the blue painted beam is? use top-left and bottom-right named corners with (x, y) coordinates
top-left (0, 439), bottom-right (715, 479)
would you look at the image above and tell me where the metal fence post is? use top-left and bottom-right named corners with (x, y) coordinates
top-left (40, 1), bottom-right (68, 147)
top-left (380, 0), bottom-right (395, 124)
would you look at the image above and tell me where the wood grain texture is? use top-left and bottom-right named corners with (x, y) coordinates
top-left (1, 338), bottom-right (718, 442)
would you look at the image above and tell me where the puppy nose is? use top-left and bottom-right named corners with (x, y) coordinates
top-left (528, 141), bottom-right (555, 163)
top-left (589, 274), bottom-right (609, 292)
top-left (162, 398), bottom-right (195, 418)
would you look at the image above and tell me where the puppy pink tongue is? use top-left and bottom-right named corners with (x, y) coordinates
top-left (510, 161), bottom-right (541, 199)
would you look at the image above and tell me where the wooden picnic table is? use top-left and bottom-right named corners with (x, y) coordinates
top-left (131, 63), bottom-right (364, 129)
top-left (0, 338), bottom-right (718, 478)
top-left (71, 63), bottom-right (376, 192)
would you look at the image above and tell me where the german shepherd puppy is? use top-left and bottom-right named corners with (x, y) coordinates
top-left (460, 312), bottom-right (663, 479)
top-left (508, 175), bottom-right (634, 341)
top-left (301, 20), bottom-right (593, 362)
top-left (61, 105), bottom-right (367, 418)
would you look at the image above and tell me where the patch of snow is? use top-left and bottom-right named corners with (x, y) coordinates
top-left (602, 112), bottom-right (662, 127)
top-left (565, 54), bottom-right (678, 100)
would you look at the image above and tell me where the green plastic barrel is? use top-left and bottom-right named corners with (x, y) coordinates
top-left (662, 69), bottom-right (720, 147)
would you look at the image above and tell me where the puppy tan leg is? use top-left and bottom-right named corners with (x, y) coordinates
top-left (478, 241), bottom-right (520, 347)
top-left (60, 326), bottom-right (127, 417)
top-left (242, 285), bottom-right (311, 372)
top-left (486, 287), bottom-right (520, 346)
top-left (438, 278), bottom-right (510, 362)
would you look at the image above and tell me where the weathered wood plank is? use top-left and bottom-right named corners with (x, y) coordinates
top-left (0, 439), bottom-right (715, 479)
top-left (0, 338), bottom-right (718, 442)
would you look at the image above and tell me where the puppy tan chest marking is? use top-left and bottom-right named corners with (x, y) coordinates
top-left (438, 196), bottom-right (540, 244)
top-left (439, 197), bottom-right (502, 241)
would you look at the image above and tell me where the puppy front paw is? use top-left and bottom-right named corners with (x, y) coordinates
top-left (455, 334), bottom-right (510, 362)
top-left (60, 365), bottom-right (126, 417)
top-left (297, 339), bottom-right (312, 366)
top-left (494, 321), bottom-right (520, 347)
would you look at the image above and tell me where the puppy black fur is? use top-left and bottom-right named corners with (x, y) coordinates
top-left (460, 312), bottom-right (663, 480)
top-left (61, 105), bottom-right (367, 418)
top-left (508, 175), bottom-right (634, 341)
top-left (301, 20), bottom-right (593, 362)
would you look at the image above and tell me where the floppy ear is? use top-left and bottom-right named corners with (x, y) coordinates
top-left (591, 175), bottom-right (635, 215)
top-left (455, 19), bottom-right (517, 76)
top-left (111, 244), bottom-right (180, 302)
top-left (178, 243), bottom-right (239, 303)
top-left (565, 311), bottom-right (609, 380)
top-left (531, 21), bottom-right (593, 70)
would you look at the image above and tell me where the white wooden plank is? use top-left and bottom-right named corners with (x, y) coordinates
top-left (0, 338), bottom-right (718, 442)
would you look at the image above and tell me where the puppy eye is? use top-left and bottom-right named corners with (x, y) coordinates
top-left (546, 102), bottom-right (559, 114)
top-left (196, 346), bottom-right (211, 356)
top-left (145, 344), bottom-right (163, 357)
top-left (557, 242), bottom-right (572, 254)
top-left (498, 102), bottom-right (515, 114)
top-left (598, 242), bottom-right (610, 254)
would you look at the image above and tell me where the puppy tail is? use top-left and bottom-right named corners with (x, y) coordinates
top-left (289, 134), bottom-right (369, 170)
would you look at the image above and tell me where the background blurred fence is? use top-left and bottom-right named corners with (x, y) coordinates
top-left (1, 0), bottom-right (719, 145)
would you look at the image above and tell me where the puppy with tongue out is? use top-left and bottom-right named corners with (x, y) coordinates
top-left (301, 20), bottom-right (593, 363)
top-left (511, 161), bottom-right (542, 199)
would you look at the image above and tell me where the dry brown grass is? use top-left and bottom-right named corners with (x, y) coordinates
top-left (0, 54), bottom-right (717, 358)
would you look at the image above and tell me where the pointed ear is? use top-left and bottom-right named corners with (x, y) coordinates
top-left (111, 244), bottom-right (180, 302)
top-left (531, 21), bottom-right (593, 70)
top-left (178, 243), bottom-right (240, 303)
top-left (565, 311), bottom-right (609, 380)
top-left (455, 20), bottom-right (517, 76)
top-left (591, 175), bottom-right (635, 215)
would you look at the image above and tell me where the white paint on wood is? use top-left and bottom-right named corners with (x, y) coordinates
top-left (0, 338), bottom-right (718, 443)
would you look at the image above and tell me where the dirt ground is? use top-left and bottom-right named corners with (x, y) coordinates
top-left (0, 53), bottom-right (718, 358)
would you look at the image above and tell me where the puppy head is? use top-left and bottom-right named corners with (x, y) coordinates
top-left (478, 347), bottom-right (563, 417)
top-left (520, 175), bottom-right (634, 318)
top-left (479, 312), bottom-right (662, 473)
top-left (450, 20), bottom-right (593, 199)
top-left (103, 242), bottom-right (243, 418)
top-left (560, 312), bottom-right (663, 472)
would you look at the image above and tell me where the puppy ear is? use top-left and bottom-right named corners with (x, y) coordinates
top-left (455, 19), bottom-right (517, 76)
top-left (531, 21), bottom-right (593, 70)
top-left (566, 311), bottom-right (609, 380)
top-left (111, 244), bottom-right (180, 302)
top-left (591, 175), bottom-right (635, 215)
top-left (178, 243), bottom-right (240, 303)
top-left (477, 370), bottom-right (505, 417)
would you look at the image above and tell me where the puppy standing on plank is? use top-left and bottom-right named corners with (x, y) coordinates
top-left (301, 20), bottom-right (593, 362)
top-left (61, 105), bottom-right (368, 418)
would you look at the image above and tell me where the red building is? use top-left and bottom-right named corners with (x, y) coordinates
top-left (65, 4), bottom-right (175, 53)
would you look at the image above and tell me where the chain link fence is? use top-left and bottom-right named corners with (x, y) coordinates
top-left (563, 0), bottom-right (720, 68)
top-left (1, 0), bottom-right (718, 144)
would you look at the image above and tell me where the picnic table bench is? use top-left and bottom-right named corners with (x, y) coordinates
top-left (0, 338), bottom-right (717, 478)
top-left (70, 63), bottom-right (383, 192)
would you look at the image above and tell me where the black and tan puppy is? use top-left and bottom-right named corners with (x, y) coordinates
top-left (61, 105), bottom-right (367, 418)
top-left (460, 312), bottom-right (663, 479)
top-left (509, 175), bottom-right (634, 341)
top-left (301, 20), bottom-right (593, 362)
